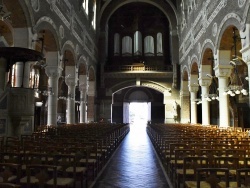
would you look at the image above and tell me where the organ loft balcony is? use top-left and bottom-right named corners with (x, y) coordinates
top-left (103, 56), bottom-right (173, 79)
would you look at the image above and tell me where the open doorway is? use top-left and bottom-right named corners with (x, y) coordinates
top-left (123, 102), bottom-right (151, 126)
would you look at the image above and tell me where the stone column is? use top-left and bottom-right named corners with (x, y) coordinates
top-left (15, 62), bottom-right (24, 87)
top-left (189, 86), bottom-right (199, 124)
top-left (87, 81), bottom-right (96, 122)
top-left (189, 74), bottom-right (199, 124)
top-left (200, 82), bottom-right (210, 125)
top-left (214, 50), bottom-right (232, 127)
top-left (45, 66), bottom-right (61, 126)
top-left (199, 65), bottom-right (212, 126)
top-left (0, 57), bottom-right (7, 95)
top-left (163, 90), bottom-right (173, 123)
top-left (79, 75), bottom-right (88, 123)
top-left (217, 76), bottom-right (230, 127)
top-left (180, 80), bottom-right (190, 123)
top-left (65, 77), bottom-right (76, 124)
top-left (79, 89), bottom-right (87, 123)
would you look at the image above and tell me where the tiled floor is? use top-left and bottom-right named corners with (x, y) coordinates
top-left (91, 122), bottom-right (172, 188)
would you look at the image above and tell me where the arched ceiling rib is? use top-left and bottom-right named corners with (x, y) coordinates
top-left (99, 0), bottom-right (178, 32)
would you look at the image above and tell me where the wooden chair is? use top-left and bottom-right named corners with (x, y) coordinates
top-left (0, 163), bottom-right (21, 184)
top-left (1, 152), bottom-right (22, 164)
top-left (20, 164), bottom-right (57, 188)
top-left (0, 183), bottom-right (20, 188)
top-left (189, 143), bottom-right (211, 156)
top-left (165, 143), bottom-right (188, 174)
top-left (185, 168), bottom-right (230, 188)
top-left (4, 138), bottom-right (21, 153)
top-left (21, 152), bottom-right (49, 174)
top-left (236, 168), bottom-right (250, 187)
top-left (214, 156), bottom-right (239, 178)
top-left (225, 149), bottom-right (246, 167)
top-left (244, 157), bottom-right (250, 168)
top-left (176, 156), bottom-right (208, 188)
top-left (52, 153), bottom-right (85, 187)
top-left (67, 146), bottom-right (89, 188)
top-left (220, 168), bottom-right (250, 187)
top-left (170, 149), bottom-right (195, 185)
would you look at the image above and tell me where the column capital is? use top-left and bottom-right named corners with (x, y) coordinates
top-left (214, 64), bottom-right (232, 78)
top-left (45, 66), bottom-right (62, 78)
top-left (79, 83), bottom-right (89, 91)
top-left (199, 77), bottom-right (211, 87)
top-left (65, 77), bottom-right (77, 86)
top-left (189, 85), bottom-right (199, 92)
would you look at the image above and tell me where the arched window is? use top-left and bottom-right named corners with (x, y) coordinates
top-left (157, 33), bottom-right (163, 56)
top-left (114, 33), bottom-right (120, 56)
top-left (122, 36), bottom-right (132, 56)
top-left (144, 36), bottom-right (154, 56)
top-left (82, 0), bottom-right (89, 15)
top-left (134, 31), bottom-right (142, 56)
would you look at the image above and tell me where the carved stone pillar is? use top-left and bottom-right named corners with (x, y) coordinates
top-left (214, 50), bottom-right (233, 127)
top-left (65, 77), bottom-right (76, 124)
top-left (199, 65), bottom-right (212, 126)
top-left (87, 81), bottom-right (96, 122)
top-left (79, 89), bottom-right (87, 123)
top-left (180, 80), bottom-right (190, 123)
top-left (199, 78), bottom-right (211, 125)
top-left (189, 86), bottom-right (199, 124)
top-left (189, 74), bottom-right (199, 124)
top-left (45, 66), bottom-right (61, 126)
top-left (163, 90), bottom-right (173, 123)
top-left (79, 75), bottom-right (88, 123)
top-left (214, 65), bottom-right (232, 127)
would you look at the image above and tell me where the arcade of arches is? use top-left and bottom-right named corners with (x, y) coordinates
top-left (1, 1), bottom-right (250, 136)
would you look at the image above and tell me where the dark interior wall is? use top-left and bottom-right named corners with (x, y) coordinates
top-left (112, 104), bottom-right (123, 123)
top-left (151, 103), bottom-right (165, 123)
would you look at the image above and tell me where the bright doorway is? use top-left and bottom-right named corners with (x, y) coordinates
top-left (123, 102), bottom-right (151, 125)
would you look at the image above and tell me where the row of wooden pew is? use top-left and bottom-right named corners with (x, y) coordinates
top-left (0, 123), bottom-right (130, 187)
top-left (147, 123), bottom-right (250, 188)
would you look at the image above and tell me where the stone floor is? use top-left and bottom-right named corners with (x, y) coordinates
top-left (90, 122), bottom-right (172, 188)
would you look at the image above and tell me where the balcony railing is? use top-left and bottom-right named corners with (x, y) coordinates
top-left (104, 65), bottom-right (173, 72)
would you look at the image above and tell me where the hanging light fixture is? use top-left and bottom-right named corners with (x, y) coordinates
top-left (194, 98), bottom-right (202, 105)
top-left (205, 74), bottom-right (219, 101)
top-left (224, 27), bottom-right (248, 96)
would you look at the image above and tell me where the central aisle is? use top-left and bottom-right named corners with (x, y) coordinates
top-left (91, 122), bottom-right (171, 188)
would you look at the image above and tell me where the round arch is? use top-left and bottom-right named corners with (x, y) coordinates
top-left (99, 0), bottom-right (177, 31)
top-left (215, 15), bottom-right (244, 54)
top-left (33, 16), bottom-right (61, 52)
